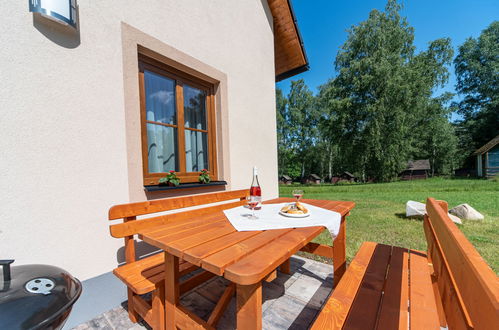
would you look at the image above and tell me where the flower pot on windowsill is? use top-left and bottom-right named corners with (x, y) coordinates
top-left (198, 169), bottom-right (211, 184)
top-left (159, 171), bottom-right (180, 187)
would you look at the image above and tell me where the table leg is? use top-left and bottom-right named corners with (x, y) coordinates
top-left (236, 282), bottom-right (262, 330)
top-left (280, 258), bottom-right (291, 274)
top-left (164, 252), bottom-right (179, 329)
top-left (332, 215), bottom-right (347, 287)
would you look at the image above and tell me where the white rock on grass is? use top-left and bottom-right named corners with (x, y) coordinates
top-left (449, 204), bottom-right (484, 221)
top-left (406, 201), bottom-right (426, 217)
top-left (447, 213), bottom-right (462, 224)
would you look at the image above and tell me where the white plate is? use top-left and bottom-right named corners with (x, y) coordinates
top-left (279, 211), bottom-right (310, 218)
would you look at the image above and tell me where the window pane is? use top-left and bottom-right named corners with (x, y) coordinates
top-left (183, 85), bottom-right (207, 130)
top-left (147, 123), bottom-right (178, 173)
top-left (144, 70), bottom-right (176, 124)
top-left (185, 130), bottom-right (208, 172)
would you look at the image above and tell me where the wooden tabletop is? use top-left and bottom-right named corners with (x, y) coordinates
top-left (139, 198), bottom-right (355, 285)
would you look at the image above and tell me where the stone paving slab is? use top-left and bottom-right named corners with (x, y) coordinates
top-left (71, 256), bottom-right (333, 330)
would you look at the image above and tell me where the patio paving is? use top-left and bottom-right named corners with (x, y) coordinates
top-left (71, 255), bottom-right (333, 330)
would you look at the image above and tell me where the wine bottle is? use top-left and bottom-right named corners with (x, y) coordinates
top-left (250, 166), bottom-right (262, 210)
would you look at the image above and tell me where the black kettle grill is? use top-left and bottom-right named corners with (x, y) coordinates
top-left (0, 260), bottom-right (82, 330)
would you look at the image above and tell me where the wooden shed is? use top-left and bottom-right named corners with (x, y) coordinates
top-left (279, 175), bottom-right (293, 185)
top-left (473, 135), bottom-right (499, 178)
top-left (331, 171), bottom-right (357, 184)
top-left (400, 160), bottom-right (430, 180)
top-left (303, 174), bottom-right (321, 184)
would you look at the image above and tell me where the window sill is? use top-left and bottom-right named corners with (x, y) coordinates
top-left (144, 181), bottom-right (227, 192)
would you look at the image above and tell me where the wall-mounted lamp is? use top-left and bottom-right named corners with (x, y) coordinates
top-left (29, 0), bottom-right (77, 28)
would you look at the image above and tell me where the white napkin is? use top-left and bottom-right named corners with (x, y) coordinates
top-left (223, 202), bottom-right (342, 238)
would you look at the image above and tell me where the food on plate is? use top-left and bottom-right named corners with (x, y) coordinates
top-left (295, 202), bottom-right (308, 213)
top-left (280, 202), bottom-right (308, 215)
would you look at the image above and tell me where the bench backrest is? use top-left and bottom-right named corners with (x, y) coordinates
top-left (108, 189), bottom-right (248, 263)
top-left (424, 198), bottom-right (499, 329)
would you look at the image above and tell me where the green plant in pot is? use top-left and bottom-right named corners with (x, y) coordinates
top-left (159, 170), bottom-right (180, 186)
top-left (198, 169), bottom-right (211, 184)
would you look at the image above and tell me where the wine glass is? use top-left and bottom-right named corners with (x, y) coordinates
top-left (292, 189), bottom-right (304, 203)
top-left (246, 195), bottom-right (259, 220)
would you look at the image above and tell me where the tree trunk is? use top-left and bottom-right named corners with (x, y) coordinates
top-left (328, 146), bottom-right (333, 179)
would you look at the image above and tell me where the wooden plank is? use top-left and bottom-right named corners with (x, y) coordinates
top-left (376, 246), bottom-right (410, 329)
top-left (166, 222), bottom-right (237, 256)
top-left (409, 249), bottom-right (441, 329)
top-left (300, 241), bottom-right (333, 258)
top-left (141, 219), bottom-right (228, 251)
top-left (123, 217), bottom-right (138, 322)
top-left (182, 230), bottom-right (262, 266)
top-left (333, 216), bottom-right (347, 286)
top-left (224, 226), bottom-right (324, 285)
top-left (429, 264), bottom-right (448, 327)
top-left (423, 214), bottom-right (474, 329)
top-left (179, 271), bottom-right (216, 295)
top-left (280, 259), bottom-right (291, 275)
top-left (426, 198), bottom-right (498, 329)
top-left (151, 282), bottom-right (165, 329)
top-left (175, 305), bottom-right (214, 329)
top-left (137, 213), bottom-right (222, 237)
top-left (111, 200), bottom-right (244, 238)
top-left (164, 252), bottom-right (179, 329)
top-left (207, 283), bottom-right (235, 326)
top-left (109, 189), bottom-right (248, 219)
top-left (202, 229), bottom-right (293, 276)
top-left (236, 282), bottom-right (262, 330)
top-left (311, 242), bottom-right (377, 330)
top-left (264, 270), bottom-right (277, 282)
top-left (343, 244), bottom-right (392, 329)
top-left (132, 295), bottom-right (154, 326)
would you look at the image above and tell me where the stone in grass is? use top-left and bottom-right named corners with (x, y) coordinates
top-left (406, 201), bottom-right (426, 218)
top-left (449, 204), bottom-right (484, 221)
top-left (447, 213), bottom-right (462, 225)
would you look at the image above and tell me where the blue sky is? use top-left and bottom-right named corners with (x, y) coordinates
top-left (277, 0), bottom-right (498, 108)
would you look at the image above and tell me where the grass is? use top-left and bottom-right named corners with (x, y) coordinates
top-left (280, 177), bottom-right (499, 273)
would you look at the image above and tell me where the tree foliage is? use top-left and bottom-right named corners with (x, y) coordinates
top-left (454, 21), bottom-right (499, 152)
top-left (276, 0), bottom-right (462, 182)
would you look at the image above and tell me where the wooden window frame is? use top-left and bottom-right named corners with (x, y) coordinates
top-left (138, 55), bottom-right (218, 186)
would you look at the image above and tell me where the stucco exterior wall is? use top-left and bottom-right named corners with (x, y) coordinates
top-left (0, 0), bottom-right (278, 282)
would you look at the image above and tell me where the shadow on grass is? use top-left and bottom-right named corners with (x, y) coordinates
top-left (394, 213), bottom-right (424, 221)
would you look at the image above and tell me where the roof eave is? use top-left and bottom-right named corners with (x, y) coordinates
top-left (270, 0), bottom-right (309, 81)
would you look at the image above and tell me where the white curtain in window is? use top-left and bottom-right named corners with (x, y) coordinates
top-left (185, 130), bottom-right (208, 172)
top-left (147, 124), bottom-right (177, 173)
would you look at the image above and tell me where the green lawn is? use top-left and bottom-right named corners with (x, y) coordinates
top-left (280, 178), bottom-right (499, 273)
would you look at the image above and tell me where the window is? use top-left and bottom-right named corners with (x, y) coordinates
top-left (138, 56), bottom-right (217, 185)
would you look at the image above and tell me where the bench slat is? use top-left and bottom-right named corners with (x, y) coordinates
top-left (426, 198), bottom-right (499, 329)
top-left (113, 255), bottom-right (197, 294)
top-left (409, 249), bottom-right (441, 329)
top-left (109, 189), bottom-right (248, 219)
top-left (311, 241), bottom-right (377, 330)
top-left (377, 246), bottom-right (409, 329)
top-left (110, 200), bottom-right (245, 238)
top-left (343, 243), bottom-right (392, 329)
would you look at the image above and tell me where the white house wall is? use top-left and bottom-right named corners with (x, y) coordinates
top-left (0, 0), bottom-right (278, 286)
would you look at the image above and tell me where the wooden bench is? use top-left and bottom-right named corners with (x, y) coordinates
top-left (108, 189), bottom-right (248, 329)
top-left (312, 197), bottom-right (499, 329)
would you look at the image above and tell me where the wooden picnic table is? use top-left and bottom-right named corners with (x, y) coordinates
top-left (138, 198), bottom-right (355, 329)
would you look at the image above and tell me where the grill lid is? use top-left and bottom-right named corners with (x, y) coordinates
top-left (0, 260), bottom-right (82, 329)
